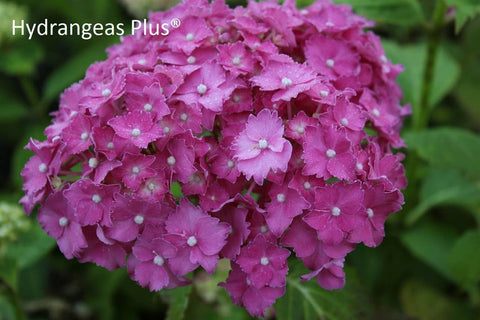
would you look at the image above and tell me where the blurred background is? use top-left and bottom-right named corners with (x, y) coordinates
top-left (0, 0), bottom-right (479, 319)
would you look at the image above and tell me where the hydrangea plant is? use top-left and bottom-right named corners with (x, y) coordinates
top-left (21, 0), bottom-right (409, 316)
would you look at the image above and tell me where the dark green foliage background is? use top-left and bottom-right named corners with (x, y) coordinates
top-left (0, 0), bottom-right (479, 319)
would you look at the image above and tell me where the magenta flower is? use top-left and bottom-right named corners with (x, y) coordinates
top-left (20, 0), bottom-right (409, 316)
top-left (236, 234), bottom-right (290, 288)
top-left (108, 110), bottom-right (163, 148)
top-left (165, 199), bottom-right (230, 274)
top-left (38, 191), bottom-right (87, 259)
top-left (303, 181), bottom-right (364, 245)
top-left (232, 109), bottom-right (292, 184)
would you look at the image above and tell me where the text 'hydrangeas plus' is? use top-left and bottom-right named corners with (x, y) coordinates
top-left (21, 0), bottom-right (409, 316)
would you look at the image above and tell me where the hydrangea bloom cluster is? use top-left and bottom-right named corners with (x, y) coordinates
top-left (21, 0), bottom-right (408, 316)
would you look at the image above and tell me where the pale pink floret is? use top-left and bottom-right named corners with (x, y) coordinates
top-left (233, 109), bottom-right (292, 185)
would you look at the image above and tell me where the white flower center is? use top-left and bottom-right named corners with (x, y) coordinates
top-left (303, 181), bottom-right (311, 190)
top-left (187, 235), bottom-right (197, 247)
top-left (276, 193), bottom-right (286, 203)
top-left (163, 126), bottom-right (171, 134)
top-left (227, 160), bottom-right (235, 168)
top-left (58, 217), bottom-right (69, 227)
top-left (144, 103), bottom-right (152, 112)
top-left (260, 225), bottom-right (268, 233)
top-left (367, 208), bottom-right (374, 218)
top-left (102, 88), bottom-right (111, 97)
top-left (185, 33), bottom-right (194, 41)
top-left (81, 132), bottom-right (89, 141)
top-left (356, 163), bottom-right (364, 170)
top-left (281, 77), bottom-right (293, 87)
top-left (38, 163), bottom-right (48, 173)
top-left (153, 255), bottom-right (164, 266)
top-left (187, 56), bottom-right (196, 64)
top-left (372, 108), bottom-right (380, 117)
top-left (340, 118), bottom-right (349, 126)
top-left (326, 149), bottom-right (336, 159)
top-left (137, 59), bottom-right (146, 65)
top-left (134, 214), bottom-right (144, 225)
top-left (131, 128), bottom-right (141, 138)
top-left (331, 206), bottom-right (341, 216)
top-left (180, 113), bottom-right (188, 121)
top-left (380, 55), bottom-right (388, 64)
top-left (210, 195), bottom-right (216, 201)
top-left (107, 142), bottom-right (114, 150)
top-left (167, 156), bottom-right (176, 166)
top-left (326, 59), bottom-right (335, 68)
top-left (325, 21), bottom-right (334, 27)
top-left (92, 194), bottom-right (102, 204)
top-left (88, 158), bottom-right (98, 168)
top-left (232, 57), bottom-right (241, 66)
top-left (232, 94), bottom-right (241, 103)
top-left (320, 90), bottom-right (329, 98)
top-left (258, 138), bottom-right (268, 149)
top-left (131, 166), bottom-right (140, 174)
top-left (260, 256), bottom-right (269, 266)
top-left (197, 84), bottom-right (207, 95)
top-left (295, 125), bottom-right (305, 134)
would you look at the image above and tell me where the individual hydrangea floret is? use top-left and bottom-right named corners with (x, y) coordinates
top-left (20, 0), bottom-right (409, 317)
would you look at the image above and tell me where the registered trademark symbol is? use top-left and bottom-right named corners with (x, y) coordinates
top-left (170, 18), bottom-right (181, 28)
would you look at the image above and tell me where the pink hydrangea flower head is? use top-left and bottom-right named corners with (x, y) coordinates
top-left (20, 0), bottom-right (409, 316)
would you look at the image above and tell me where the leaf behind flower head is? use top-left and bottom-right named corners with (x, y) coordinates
top-left (275, 260), bottom-right (372, 320)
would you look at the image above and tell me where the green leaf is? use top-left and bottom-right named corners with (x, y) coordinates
top-left (164, 285), bottom-right (193, 320)
top-left (400, 279), bottom-right (458, 320)
top-left (332, 0), bottom-right (424, 26)
top-left (0, 40), bottom-right (44, 76)
top-left (406, 168), bottom-right (480, 225)
top-left (43, 43), bottom-right (108, 104)
top-left (86, 267), bottom-right (125, 320)
top-left (4, 222), bottom-right (55, 269)
top-left (400, 223), bottom-right (457, 282)
top-left (404, 128), bottom-right (480, 179)
top-left (445, 0), bottom-right (480, 33)
top-left (448, 230), bottom-right (480, 286)
top-left (276, 261), bottom-right (371, 320)
top-left (0, 293), bottom-right (16, 320)
top-left (382, 41), bottom-right (460, 111)
top-left (0, 258), bottom-right (18, 289)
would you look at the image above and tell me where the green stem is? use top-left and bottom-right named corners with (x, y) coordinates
top-left (414, 0), bottom-right (447, 131)
top-left (404, 0), bottom-right (447, 216)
